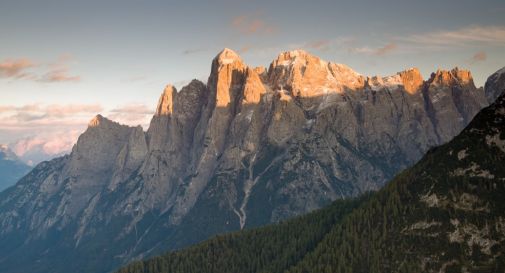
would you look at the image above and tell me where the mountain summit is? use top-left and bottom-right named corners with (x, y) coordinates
top-left (0, 50), bottom-right (498, 273)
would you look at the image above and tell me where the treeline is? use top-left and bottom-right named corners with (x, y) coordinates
top-left (116, 196), bottom-right (366, 273)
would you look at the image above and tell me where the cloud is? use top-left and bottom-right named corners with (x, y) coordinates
top-left (0, 103), bottom-right (103, 128)
top-left (0, 58), bottom-right (36, 79)
top-left (0, 102), bottom-right (154, 164)
top-left (39, 54), bottom-right (80, 82)
top-left (11, 130), bottom-right (80, 156)
top-left (108, 103), bottom-right (153, 128)
top-left (375, 43), bottom-right (397, 56)
top-left (469, 51), bottom-right (487, 64)
top-left (0, 55), bottom-right (80, 83)
top-left (10, 129), bottom-right (82, 165)
top-left (348, 43), bottom-right (398, 56)
top-left (231, 14), bottom-right (276, 35)
top-left (45, 104), bottom-right (103, 116)
top-left (237, 45), bottom-right (252, 54)
top-left (400, 25), bottom-right (505, 47)
top-left (304, 40), bottom-right (331, 51)
top-left (40, 68), bottom-right (80, 82)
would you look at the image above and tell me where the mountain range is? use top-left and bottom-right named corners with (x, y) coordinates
top-left (118, 89), bottom-right (505, 273)
top-left (0, 49), bottom-right (501, 273)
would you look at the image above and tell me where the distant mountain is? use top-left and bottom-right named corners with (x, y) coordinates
top-left (117, 89), bottom-right (505, 273)
top-left (0, 49), bottom-right (495, 273)
top-left (0, 145), bottom-right (30, 191)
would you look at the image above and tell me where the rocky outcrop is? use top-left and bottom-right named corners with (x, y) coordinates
top-left (485, 67), bottom-right (505, 103)
top-left (0, 49), bottom-right (498, 273)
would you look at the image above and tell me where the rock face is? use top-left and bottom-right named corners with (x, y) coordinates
top-left (0, 145), bottom-right (31, 191)
top-left (485, 67), bottom-right (505, 103)
top-left (0, 49), bottom-right (497, 273)
top-left (118, 91), bottom-right (505, 273)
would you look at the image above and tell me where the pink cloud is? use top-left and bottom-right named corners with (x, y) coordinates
top-left (400, 25), bottom-right (505, 47)
top-left (231, 14), bottom-right (276, 35)
top-left (0, 58), bottom-right (36, 79)
top-left (40, 68), bottom-right (81, 82)
top-left (11, 129), bottom-right (82, 165)
top-left (0, 103), bottom-right (103, 129)
top-left (0, 55), bottom-right (81, 83)
top-left (469, 51), bottom-right (487, 64)
top-left (349, 43), bottom-right (398, 56)
top-left (108, 103), bottom-right (153, 128)
top-left (305, 40), bottom-right (331, 51)
top-left (375, 43), bottom-right (397, 56)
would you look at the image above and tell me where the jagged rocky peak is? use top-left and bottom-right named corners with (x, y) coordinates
top-left (173, 79), bottom-right (208, 120)
top-left (270, 49), bottom-right (322, 67)
top-left (214, 48), bottom-right (244, 68)
top-left (484, 66), bottom-right (505, 103)
top-left (268, 49), bottom-right (364, 99)
top-left (155, 85), bottom-right (177, 116)
top-left (209, 48), bottom-right (248, 108)
top-left (88, 114), bottom-right (104, 127)
top-left (429, 67), bottom-right (475, 87)
top-left (366, 68), bottom-right (423, 94)
top-left (87, 114), bottom-right (124, 129)
top-left (398, 67), bottom-right (424, 93)
top-left (78, 115), bottom-right (137, 158)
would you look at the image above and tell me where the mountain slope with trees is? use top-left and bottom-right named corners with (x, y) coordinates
top-left (118, 92), bottom-right (505, 273)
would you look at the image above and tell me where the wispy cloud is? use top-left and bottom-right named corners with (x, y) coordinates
top-left (375, 43), bottom-right (397, 56)
top-left (0, 103), bottom-right (103, 128)
top-left (231, 14), bottom-right (276, 35)
top-left (400, 25), bottom-right (505, 47)
top-left (237, 45), bottom-right (252, 54)
top-left (0, 55), bottom-right (81, 83)
top-left (348, 43), bottom-right (398, 56)
top-left (304, 40), bottom-right (331, 51)
top-left (182, 48), bottom-right (207, 55)
top-left (108, 103), bottom-right (153, 128)
top-left (0, 58), bottom-right (36, 79)
top-left (40, 68), bottom-right (80, 82)
top-left (469, 51), bottom-right (487, 64)
top-left (39, 54), bottom-right (80, 82)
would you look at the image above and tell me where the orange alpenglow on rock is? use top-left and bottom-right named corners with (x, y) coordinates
top-left (155, 85), bottom-right (176, 116)
top-left (430, 67), bottom-right (474, 86)
top-left (398, 68), bottom-right (424, 94)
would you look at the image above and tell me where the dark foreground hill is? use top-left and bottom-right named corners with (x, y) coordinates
top-left (118, 93), bottom-right (505, 273)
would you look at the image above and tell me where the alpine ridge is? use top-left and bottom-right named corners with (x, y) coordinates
top-left (0, 49), bottom-right (499, 273)
top-left (117, 85), bottom-right (505, 273)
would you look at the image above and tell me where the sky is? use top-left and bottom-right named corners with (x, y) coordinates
top-left (1, 0), bottom-right (505, 163)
